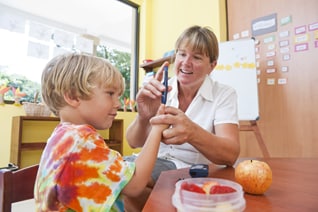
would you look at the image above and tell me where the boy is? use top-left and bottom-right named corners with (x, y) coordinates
top-left (34, 53), bottom-right (167, 211)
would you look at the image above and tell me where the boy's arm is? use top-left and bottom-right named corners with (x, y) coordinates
top-left (121, 104), bottom-right (167, 196)
top-left (125, 114), bottom-right (152, 148)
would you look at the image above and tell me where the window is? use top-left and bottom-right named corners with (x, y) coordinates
top-left (0, 0), bottom-right (139, 110)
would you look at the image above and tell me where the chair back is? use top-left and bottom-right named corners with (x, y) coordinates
top-left (0, 164), bottom-right (38, 212)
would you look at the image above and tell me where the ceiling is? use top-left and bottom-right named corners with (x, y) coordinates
top-left (0, 0), bottom-right (134, 50)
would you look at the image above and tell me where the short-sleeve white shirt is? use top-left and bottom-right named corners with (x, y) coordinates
top-left (157, 75), bottom-right (238, 168)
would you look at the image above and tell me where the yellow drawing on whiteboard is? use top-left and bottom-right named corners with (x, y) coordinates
top-left (215, 64), bottom-right (225, 70)
top-left (248, 63), bottom-right (256, 69)
top-left (234, 62), bottom-right (240, 68)
top-left (242, 62), bottom-right (249, 69)
top-left (225, 65), bottom-right (232, 71)
top-left (215, 62), bottom-right (255, 71)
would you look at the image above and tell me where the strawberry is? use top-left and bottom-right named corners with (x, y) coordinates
top-left (209, 185), bottom-right (236, 194)
top-left (181, 182), bottom-right (205, 193)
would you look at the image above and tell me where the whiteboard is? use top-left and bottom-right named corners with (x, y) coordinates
top-left (210, 39), bottom-right (259, 121)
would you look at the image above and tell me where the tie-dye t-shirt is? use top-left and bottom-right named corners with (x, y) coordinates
top-left (34, 123), bottom-right (135, 212)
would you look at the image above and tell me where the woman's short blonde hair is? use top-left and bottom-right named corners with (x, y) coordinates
top-left (41, 53), bottom-right (124, 116)
top-left (175, 25), bottom-right (219, 63)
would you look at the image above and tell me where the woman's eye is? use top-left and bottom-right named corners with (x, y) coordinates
top-left (194, 55), bottom-right (203, 60)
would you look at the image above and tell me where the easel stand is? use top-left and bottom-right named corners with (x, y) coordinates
top-left (239, 120), bottom-right (270, 158)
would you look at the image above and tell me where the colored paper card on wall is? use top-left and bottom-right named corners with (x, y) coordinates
top-left (280, 47), bottom-right (290, 54)
top-left (281, 66), bottom-right (289, 72)
top-left (295, 43), bottom-right (309, 52)
top-left (267, 44), bottom-right (276, 50)
top-left (294, 34), bottom-right (309, 43)
top-left (266, 68), bottom-right (276, 74)
top-left (282, 54), bottom-right (291, 61)
top-left (264, 35), bottom-right (275, 43)
top-left (279, 40), bottom-right (289, 47)
top-left (279, 30), bottom-right (290, 38)
top-left (278, 78), bottom-right (287, 85)
top-left (295, 25), bottom-right (307, 35)
top-left (314, 31), bottom-right (318, 39)
top-left (252, 13), bottom-right (277, 36)
top-left (308, 22), bottom-right (318, 31)
top-left (233, 33), bottom-right (240, 40)
top-left (241, 30), bottom-right (249, 38)
top-left (267, 78), bottom-right (275, 85)
top-left (266, 51), bottom-right (276, 57)
top-left (267, 60), bottom-right (274, 66)
top-left (314, 40), bottom-right (318, 48)
top-left (280, 15), bottom-right (292, 26)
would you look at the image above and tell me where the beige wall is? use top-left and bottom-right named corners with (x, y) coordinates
top-left (0, 0), bottom-right (226, 167)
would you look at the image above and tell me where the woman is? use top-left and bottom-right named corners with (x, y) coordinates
top-left (128, 24), bottom-right (240, 165)
top-left (125, 24), bottom-right (240, 211)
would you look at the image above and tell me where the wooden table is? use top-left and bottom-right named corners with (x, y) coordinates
top-left (143, 158), bottom-right (318, 212)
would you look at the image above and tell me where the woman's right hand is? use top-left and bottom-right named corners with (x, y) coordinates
top-left (136, 61), bottom-right (170, 120)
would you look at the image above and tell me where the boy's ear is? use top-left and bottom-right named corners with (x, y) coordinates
top-left (63, 92), bottom-right (80, 107)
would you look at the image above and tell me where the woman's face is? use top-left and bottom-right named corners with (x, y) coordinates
top-left (174, 46), bottom-right (215, 89)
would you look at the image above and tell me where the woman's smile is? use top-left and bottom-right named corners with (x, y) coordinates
top-left (180, 68), bottom-right (193, 75)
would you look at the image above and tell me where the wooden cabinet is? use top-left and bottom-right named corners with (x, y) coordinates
top-left (10, 116), bottom-right (123, 168)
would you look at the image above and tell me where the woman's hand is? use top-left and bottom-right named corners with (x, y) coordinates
top-left (136, 61), bottom-right (170, 120)
top-left (150, 105), bottom-right (240, 166)
top-left (150, 106), bottom-right (196, 145)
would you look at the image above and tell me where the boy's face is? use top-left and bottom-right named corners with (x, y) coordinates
top-left (76, 86), bottom-right (121, 130)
